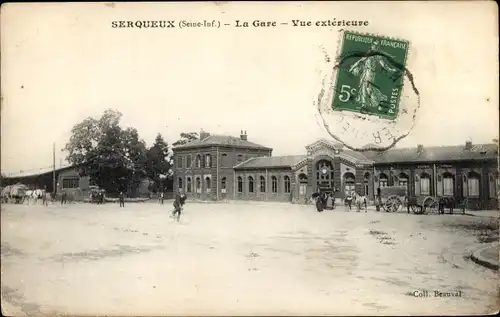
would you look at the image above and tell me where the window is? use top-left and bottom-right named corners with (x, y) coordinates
top-left (221, 177), bottom-right (227, 189)
top-left (186, 155), bottom-right (192, 168)
top-left (379, 173), bottom-right (388, 188)
top-left (204, 177), bottom-right (210, 191)
top-left (237, 154), bottom-right (243, 163)
top-left (196, 177), bottom-right (201, 193)
top-left (238, 176), bottom-right (243, 193)
top-left (344, 173), bottom-right (355, 196)
top-left (177, 156), bottom-right (183, 168)
top-left (399, 173), bottom-right (409, 195)
top-left (248, 176), bottom-right (254, 193)
top-left (467, 173), bottom-right (480, 197)
top-left (195, 155), bottom-right (201, 168)
top-left (271, 176), bottom-right (278, 193)
top-left (489, 174), bottom-right (497, 198)
top-left (363, 173), bottom-right (370, 196)
top-left (62, 177), bottom-right (79, 189)
top-left (186, 177), bottom-right (192, 193)
top-left (260, 176), bottom-right (266, 193)
top-left (420, 173), bottom-right (431, 195)
top-left (443, 174), bottom-right (454, 196)
top-left (205, 177), bottom-right (211, 193)
top-left (205, 154), bottom-right (212, 168)
top-left (221, 154), bottom-right (227, 167)
top-left (284, 176), bottom-right (291, 193)
top-left (178, 177), bottom-right (183, 190)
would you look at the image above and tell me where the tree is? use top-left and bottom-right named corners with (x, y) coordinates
top-left (172, 132), bottom-right (199, 147)
top-left (145, 133), bottom-right (173, 192)
top-left (64, 109), bottom-right (148, 195)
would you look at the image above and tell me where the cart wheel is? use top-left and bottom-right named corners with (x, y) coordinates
top-left (384, 196), bottom-right (402, 212)
top-left (423, 197), bottom-right (438, 214)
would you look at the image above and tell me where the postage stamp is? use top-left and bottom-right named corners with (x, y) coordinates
top-left (332, 31), bottom-right (409, 121)
top-left (315, 30), bottom-right (419, 152)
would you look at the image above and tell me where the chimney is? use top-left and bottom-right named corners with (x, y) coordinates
top-left (240, 130), bottom-right (248, 141)
top-left (200, 129), bottom-right (210, 140)
top-left (417, 144), bottom-right (424, 154)
top-left (465, 141), bottom-right (473, 150)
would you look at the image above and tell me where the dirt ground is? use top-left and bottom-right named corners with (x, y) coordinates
top-left (1, 202), bottom-right (499, 316)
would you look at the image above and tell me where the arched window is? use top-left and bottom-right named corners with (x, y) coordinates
top-left (221, 153), bottom-right (227, 167)
top-left (248, 176), bottom-right (254, 193)
top-left (205, 177), bottom-right (211, 193)
top-left (284, 176), bottom-right (291, 193)
top-left (343, 172), bottom-right (355, 196)
top-left (195, 155), bottom-right (202, 168)
top-left (186, 155), bottom-right (192, 168)
top-left (237, 176), bottom-right (243, 193)
top-left (271, 176), bottom-right (278, 193)
top-left (298, 173), bottom-right (308, 195)
top-left (204, 154), bottom-right (212, 168)
top-left (186, 177), bottom-right (192, 193)
top-left (195, 177), bottom-right (201, 193)
top-left (260, 176), bottom-right (266, 193)
top-left (379, 173), bottom-right (388, 188)
top-left (420, 173), bottom-right (431, 195)
top-left (178, 177), bottom-right (183, 190)
top-left (489, 173), bottom-right (497, 198)
top-left (443, 173), bottom-right (454, 196)
top-left (466, 172), bottom-right (480, 197)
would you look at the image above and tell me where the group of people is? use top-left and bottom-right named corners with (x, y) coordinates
top-left (313, 190), bottom-right (368, 213)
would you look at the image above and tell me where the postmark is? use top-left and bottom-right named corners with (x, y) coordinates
top-left (315, 30), bottom-right (420, 152)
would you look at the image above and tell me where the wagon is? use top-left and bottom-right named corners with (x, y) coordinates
top-left (376, 186), bottom-right (407, 212)
top-left (405, 195), bottom-right (439, 214)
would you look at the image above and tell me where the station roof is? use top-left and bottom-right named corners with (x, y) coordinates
top-left (3, 164), bottom-right (76, 179)
top-left (366, 143), bottom-right (498, 164)
top-left (234, 155), bottom-right (307, 170)
top-left (173, 134), bottom-right (272, 151)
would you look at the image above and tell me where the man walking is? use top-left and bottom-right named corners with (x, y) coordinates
top-left (119, 191), bottom-right (125, 208)
top-left (172, 189), bottom-right (186, 221)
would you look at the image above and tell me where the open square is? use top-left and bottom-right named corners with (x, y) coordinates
top-left (2, 202), bottom-right (498, 316)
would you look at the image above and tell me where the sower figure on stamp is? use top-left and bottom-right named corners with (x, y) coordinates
top-left (349, 41), bottom-right (398, 110)
top-left (172, 189), bottom-right (187, 221)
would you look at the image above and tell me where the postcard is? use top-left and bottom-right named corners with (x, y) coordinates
top-left (1, 1), bottom-right (498, 316)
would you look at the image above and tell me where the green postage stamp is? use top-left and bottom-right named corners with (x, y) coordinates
top-left (332, 31), bottom-right (410, 121)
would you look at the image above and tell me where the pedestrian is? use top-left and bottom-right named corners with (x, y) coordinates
top-left (160, 192), bottom-right (164, 205)
top-left (376, 187), bottom-right (381, 211)
top-left (345, 193), bottom-right (353, 211)
top-left (172, 189), bottom-right (186, 221)
top-left (61, 191), bottom-right (67, 205)
top-left (119, 191), bottom-right (125, 207)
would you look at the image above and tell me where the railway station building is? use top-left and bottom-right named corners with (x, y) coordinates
top-left (173, 131), bottom-right (499, 210)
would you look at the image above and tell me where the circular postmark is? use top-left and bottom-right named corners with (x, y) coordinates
top-left (315, 29), bottom-right (420, 152)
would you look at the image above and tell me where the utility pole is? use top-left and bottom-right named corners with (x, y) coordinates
top-left (53, 142), bottom-right (56, 195)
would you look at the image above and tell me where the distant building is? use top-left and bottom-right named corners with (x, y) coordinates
top-left (173, 132), bottom-right (498, 210)
top-left (2, 165), bottom-right (90, 200)
top-left (2, 165), bottom-right (156, 200)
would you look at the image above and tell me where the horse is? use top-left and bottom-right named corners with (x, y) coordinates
top-left (353, 192), bottom-right (368, 213)
top-left (23, 189), bottom-right (47, 205)
top-left (438, 197), bottom-right (458, 214)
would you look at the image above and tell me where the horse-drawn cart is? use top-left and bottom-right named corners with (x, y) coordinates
top-left (376, 186), bottom-right (406, 212)
top-left (406, 196), bottom-right (439, 214)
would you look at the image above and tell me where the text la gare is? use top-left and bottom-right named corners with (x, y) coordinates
top-left (235, 20), bottom-right (277, 27)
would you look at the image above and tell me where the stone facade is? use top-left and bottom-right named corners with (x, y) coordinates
top-left (173, 136), bottom-right (499, 210)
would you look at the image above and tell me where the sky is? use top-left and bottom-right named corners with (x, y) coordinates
top-left (1, 2), bottom-right (498, 175)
